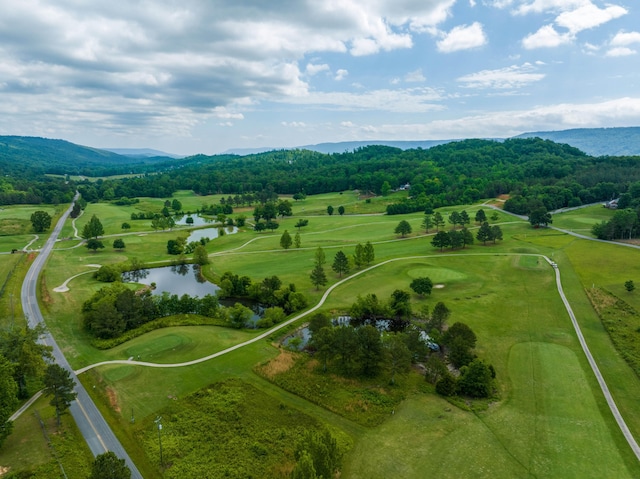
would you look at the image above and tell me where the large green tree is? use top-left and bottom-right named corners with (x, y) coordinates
top-left (410, 277), bottom-right (433, 297)
top-left (431, 230), bottom-right (451, 251)
top-left (82, 214), bottom-right (104, 239)
top-left (0, 355), bottom-right (18, 447)
top-left (394, 220), bottom-right (412, 237)
top-left (363, 241), bottom-right (375, 265)
top-left (280, 230), bottom-right (292, 249)
top-left (89, 451), bottom-right (131, 479)
top-left (43, 364), bottom-right (77, 425)
top-left (309, 263), bottom-right (327, 290)
top-left (384, 333), bottom-right (412, 385)
top-left (332, 250), bottom-right (350, 277)
top-left (0, 325), bottom-right (53, 398)
top-left (30, 210), bottom-right (52, 233)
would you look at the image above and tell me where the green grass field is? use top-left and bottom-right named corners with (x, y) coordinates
top-left (3, 194), bottom-right (640, 478)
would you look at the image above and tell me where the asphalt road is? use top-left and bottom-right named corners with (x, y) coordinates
top-left (20, 198), bottom-right (143, 479)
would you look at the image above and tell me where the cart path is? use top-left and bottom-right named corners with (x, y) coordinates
top-left (74, 251), bottom-right (640, 462)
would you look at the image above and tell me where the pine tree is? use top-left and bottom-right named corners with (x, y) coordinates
top-left (363, 241), bottom-right (375, 265)
top-left (280, 230), bottom-right (292, 249)
top-left (310, 264), bottom-right (327, 290)
top-left (43, 364), bottom-right (77, 426)
top-left (294, 231), bottom-right (301, 248)
top-left (332, 251), bottom-right (350, 277)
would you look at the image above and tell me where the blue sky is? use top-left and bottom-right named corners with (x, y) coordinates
top-left (0, 0), bottom-right (638, 155)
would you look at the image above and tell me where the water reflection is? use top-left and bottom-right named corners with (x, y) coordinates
top-left (122, 264), bottom-right (220, 297)
top-left (174, 214), bottom-right (214, 226)
top-left (187, 226), bottom-right (237, 243)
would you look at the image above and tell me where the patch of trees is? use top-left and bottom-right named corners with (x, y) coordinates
top-left (82, 282), bottom-right (223, 339)
top-left (218, 272), bottom-right (308, 315)
top-left (592, 207), bottom-right (640, 240)
top-left (0, 325), bottom-right (53, 446)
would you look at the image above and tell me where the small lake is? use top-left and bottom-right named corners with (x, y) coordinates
top-left (174, 214), bottom-right (215, 226)
top-left (187, 226), bottom-right (237, 243)
top-left (123, 265), bottom-right (220, 297)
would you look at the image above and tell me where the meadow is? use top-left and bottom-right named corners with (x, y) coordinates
top-left (1, 193), bottom-right (640, 478)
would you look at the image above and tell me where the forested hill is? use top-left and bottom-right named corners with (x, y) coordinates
top-left (0, 136), bottom-right (177, 177)
top-left (74, 138), bottom-right (640, 214)
top-left (515, 127), bottom-right (640, 157)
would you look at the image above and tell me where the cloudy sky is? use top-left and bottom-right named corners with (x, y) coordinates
top-left (0, 0), bottom-right (638, 155)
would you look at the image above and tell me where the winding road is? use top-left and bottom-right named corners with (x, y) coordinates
top-left (20, 198), bottom-right (143, 479)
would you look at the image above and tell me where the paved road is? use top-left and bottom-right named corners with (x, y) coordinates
top-left (20, 199), bottom-right (143, 479)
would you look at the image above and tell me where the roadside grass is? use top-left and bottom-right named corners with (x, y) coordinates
top-left (0, 395), bottom-right (93, 478)
top-left (6, 197), bottom-right (640, 478)
top-left (135, 378), bottom-right (347, 479)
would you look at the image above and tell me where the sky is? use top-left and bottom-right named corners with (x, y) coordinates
top-left (0, 0), bottom-right (639, 156)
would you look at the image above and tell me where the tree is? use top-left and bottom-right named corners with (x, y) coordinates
top-left (461, 227), bottom-right (474, 248)
top-left (476, 221), bottom-right (493, 245)
top-left (86, 238), bottom-right (105, 252)
top-left (410, 277), bottom-right (433, 297)
top-left (490, 225), bottom-right (503, 243)
top-left (327, 205), bottom-right (334, 216)
top-left (395, 220), bottom-right (412, 237)
top-left (280, 230), bottom-right (292, 249)
top-left (448, 211), bottom-right (461, 229)
top-left (310, 263), bottom-right (328, 290)
top-left (167, 239), bottom-right (184, 255)
top-left (0, 355), bottom-right (18, 447)
top-left (228, 303), bottom-right (253, 329)
top-left (448, 230), bottom-right (463, 249)
top-left (433, 212), bottom-right (445, 231)
top-left (113, 238), bottom-right (125, 250)
top-left (435, 372), bottom-right (457, 396)
top-left (332, 251), bottom-right (350, 277)
top-left (308, 312), bottom-right (331, 336)
top-left (363, 241), bottom-right (375, 265)
top-left (458, 359), bottom-right (493, 398)
top-left (431, 230), bottom-right (451, 251)
top-left (121, 222), bottom-right (131, 230)
top-left (338, 205), bottom-right (345, 216)
top-left (82, 214), bottom-right (105, 239)
top-left (529, 207), bottom-right (552, 227)
top-left (358, 325), bottom-right (383, 377)
top-left (43, 364), bottom-right (77, 426)
top-left (89, 451), bottom-right (131, 479)
top-left (291, 451), bottom-right (317, 479)
top-left (381, 181), bottom-right (391, 196)
top-left (459, 210), bottom-right (470, 227)
top-left (30, 210), bottom-right (52, 233)
top-left (384, 333), bottom-right (412, 385)
top-left (424, 354), bottom-right (448, 385)
top-left (193, 245), bottom-right (209, 265)
top-left (265, 219), bottom-right (279, 231)
top-left (0, 325), bottom-right (53, 399)
top-left (314, 247), bottom-right (326, 266)
top-left (475, 209), bottom-right (487, 224)
top-left (430, 302), bottom-right (450, 333)
top-left (422, 214), bottom-right (433, 233)
top-left (294, 231), bottom-right (301, 248)
top-left (353, 243), bottom-right (366, 269)
top-left (171, 198), bottom-right (182, 213)
top-left (311, 326), bottom-right (335, 372)
top-left (95, 265), bottom-right (121, 282)
top-left (625, 280), bottom-right (635, 293)
top-left (295, 219), bottom-right (309, 231)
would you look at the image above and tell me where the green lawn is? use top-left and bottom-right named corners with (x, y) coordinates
top-left (4, 197), bottom-right (640, 478)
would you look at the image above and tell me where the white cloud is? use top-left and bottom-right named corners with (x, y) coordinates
top-left (457, 63), bottom-right (545, 89)
top-left (514, 0), bottom-right (589, 16)
top-left (281, 121), bottom-right (307, 128)
top-left (606, 47), bottom-right (636, 57)
top-left (358, 97), bottom-right (640, 139)
top-left (405, 69), bottom-right (426, 82)
top-left (522, 24), bottom-right (572, 49)
top-left (335, 69), bottom-right (349, 81)
top-left (286, 87), bottom-right (446, 113)
top-left (610, 31), bottom-right (640, 47)
top-left (437, 22), bottom-right (487, 53)
top-left (306, 63), bottom-right (330, 76)
top-left (555, 4), bottom-right (627, 34)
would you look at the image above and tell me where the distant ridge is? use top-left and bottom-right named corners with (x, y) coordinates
top-left (102, 147), bottom-right (182, 159)
top-left (514, 127), bottom-right (640, 156)
top-left (225, 139), bottom-right (456, 155)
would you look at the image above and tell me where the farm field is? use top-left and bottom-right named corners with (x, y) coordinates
top-left (2, 193), bottom-right (640, 478)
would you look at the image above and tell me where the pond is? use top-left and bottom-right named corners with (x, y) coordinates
top-left (187, 226), bottom-right (237, 243)
top-left (123, 264), bottom-right (220, 297)
top-left (174, 214), bottom-right (215, 226)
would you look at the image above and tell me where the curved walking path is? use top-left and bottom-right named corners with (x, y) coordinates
top-left (72, 249), bottom-right (640, 460)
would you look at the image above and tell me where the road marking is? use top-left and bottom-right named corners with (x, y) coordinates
top-left (74, 394), bottom-right (109, 453)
